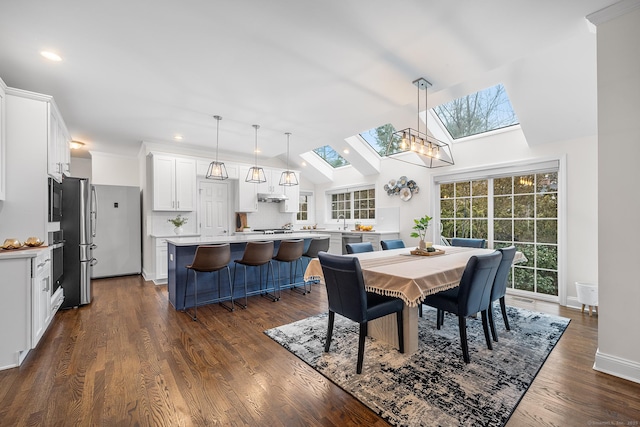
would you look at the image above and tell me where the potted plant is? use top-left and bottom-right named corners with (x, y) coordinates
top-left (168, 214), bottom-right (188, 235)
top-left (410, 214), bottom-right (432, 250)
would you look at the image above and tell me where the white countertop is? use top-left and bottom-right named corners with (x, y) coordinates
top-left (302, 229), bottom-right (400, 235)
top-left (166, 232), bottom-right (331, 246)
top-left (0, 246), bottom-right (49, 260)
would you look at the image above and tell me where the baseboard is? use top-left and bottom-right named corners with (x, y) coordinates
top-left (593, 348), bottom-right (640, 384)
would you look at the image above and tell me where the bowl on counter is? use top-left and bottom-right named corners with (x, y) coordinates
top-left (2, 238), bottom-right (23, 250)
top-left (24, 237), bottom-right (44, 247)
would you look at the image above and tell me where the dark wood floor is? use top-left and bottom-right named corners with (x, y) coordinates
top-left (0, 275), bottom-right (638, 426)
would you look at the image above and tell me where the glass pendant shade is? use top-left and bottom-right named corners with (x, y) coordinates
top-left (246, 124), bottom-right (267, 183)
top-left (279, 132), bottom-right (298, 186)
top-left (206, 115), bottom-right (229, 180)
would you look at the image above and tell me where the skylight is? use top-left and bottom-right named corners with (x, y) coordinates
top-left (313, 145), bottom-right (350, 168)
top-left (359, 123), bottom-right (402, 157)
top-left (433, 83), bottom-right (519, 139)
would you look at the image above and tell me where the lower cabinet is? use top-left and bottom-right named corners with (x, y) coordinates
top-left (328, 232), bottom-right (343, 254)
top-left (154, 238), bottom-right (168, 283)
top-left (0, 248), bottom-right (53, 370)
top-left (32, 249), bottom-right (52, 347)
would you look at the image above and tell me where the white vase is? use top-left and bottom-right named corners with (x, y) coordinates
top-left (174, 226), bottom-right (183, 235)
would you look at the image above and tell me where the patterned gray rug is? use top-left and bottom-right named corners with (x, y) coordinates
top-left (265, 306), bottom-right (569, 427)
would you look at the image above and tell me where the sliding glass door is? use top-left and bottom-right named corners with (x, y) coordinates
top-left (438, 169), bottom-right (559, 299)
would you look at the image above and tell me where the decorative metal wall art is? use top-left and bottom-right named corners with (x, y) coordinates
top-left (384, 176), bottom-right (418, 201)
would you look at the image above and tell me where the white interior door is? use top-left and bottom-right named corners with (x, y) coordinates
top-left (198, 181), bottom-right (229, 239)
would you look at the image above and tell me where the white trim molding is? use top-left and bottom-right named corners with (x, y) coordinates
top-left (594, 349), bottom-right (640, 384)
top-left (586, 0), bottom-right (640, 26)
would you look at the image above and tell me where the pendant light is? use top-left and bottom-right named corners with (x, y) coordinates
top-left (279, 132), bottom-right (298, 186)
top-left (246, 124), bottom-right (267, 183)
top-left (206, 115), bottom-right (228, 180)
top-left (387, 77), bottom-right (454, 168)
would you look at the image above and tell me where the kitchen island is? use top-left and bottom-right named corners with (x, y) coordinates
top-left (166, 232), bottom-right (330, 310)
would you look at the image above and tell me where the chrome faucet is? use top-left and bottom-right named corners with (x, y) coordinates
top-left (338, 214), bottom-right (347, 230)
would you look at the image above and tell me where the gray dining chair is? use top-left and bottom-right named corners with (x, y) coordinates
top-left (422, 251), bottom-right (502, 363)
top-left (488, 246), bottom-right (517, 342)
top-left (381, 239), bottom-right (406, 250)
top-left (345, 242), bottom-right (374, 254)
top-left (451, 238), bottom-right (486, 248)
top-left (319, 252), bottom-right (404, 374)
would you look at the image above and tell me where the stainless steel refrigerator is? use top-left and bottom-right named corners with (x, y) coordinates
top-left (90, 185), bottom-right (141, 278)
top-left (61, 177), bottom-right (95, 308)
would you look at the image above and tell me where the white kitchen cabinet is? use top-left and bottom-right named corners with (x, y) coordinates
top-left (151, 154), bottom-right (196, 211)
top-left (154, 238), bottom-right (168, 283)
top-left (47, 102), bottom-right (70, 182)
top-left (0, 256), bottom-right (31, 369)
top-left (256, 168), bottom-right (278, 194)
top-left (280, 182), bottom-right (300, 213)
top-left (236, 165), bottom-right (258, 212)
top-left (31, 249), bottom-right (52, 347)
top-left (0, 79), bottom-right (5, 200)
top-left (328, 232), bottom-right (343, 254)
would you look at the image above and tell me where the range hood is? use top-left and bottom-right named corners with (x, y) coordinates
top-left (257, 193), bottom-right (289, 203)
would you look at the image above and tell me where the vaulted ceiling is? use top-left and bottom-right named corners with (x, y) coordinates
top-left (0, 0), bottom-right (616, 173)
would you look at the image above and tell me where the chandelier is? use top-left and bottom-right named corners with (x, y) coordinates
top-left (386, 77), bottom-right (454, 168)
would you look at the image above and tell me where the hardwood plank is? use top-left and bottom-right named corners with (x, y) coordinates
top-left (0, 275), bottom-right (637, 426)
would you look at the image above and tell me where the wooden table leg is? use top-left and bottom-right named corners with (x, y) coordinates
top-left (368, 304), bottom-right (419, 354)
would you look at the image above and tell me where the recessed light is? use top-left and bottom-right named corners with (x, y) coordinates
top-left (343, 149), bottom-right (350, 154)
top-left (174, 135), bottom-right (183, 141)
top-left (40, 51), bottom-right (62, 62)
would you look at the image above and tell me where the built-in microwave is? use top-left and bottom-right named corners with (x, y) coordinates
top-left (48, 178), bottom-right (63, 222)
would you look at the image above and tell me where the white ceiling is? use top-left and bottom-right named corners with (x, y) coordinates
top-left (0, 0), bottom-right (616, 166)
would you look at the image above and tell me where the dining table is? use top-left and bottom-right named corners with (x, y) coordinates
top-left (304, 245), bottom-right (526, 354)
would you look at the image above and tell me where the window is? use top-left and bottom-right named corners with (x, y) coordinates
top-left (297, 191), bottom-right (313, 222)
top-left (313, 145), bottom-right (350, 168)
top-left (434, 83), bottom-right (519, 139)
top-left (438, 169), bottom-right (559, 298)
top-left (329, 186), bottom-right (375, 221)
top-left (360, 123), bottom-right (403, 156)
top-left (330, 192), bottom-right (351, 220)
top-left (354, 188), bottom-right (376, 220)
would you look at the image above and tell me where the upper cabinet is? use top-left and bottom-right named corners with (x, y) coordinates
top-left (280, 183), bottom-right (300, 213)
top-left (236, 165), bottom-right (258, 212)
top-left (151, 154), bottom-right (196, 211)
top-left (0, 79), bottom-right (5, 200)
top-left (47, 102), bottom-right (70, 183)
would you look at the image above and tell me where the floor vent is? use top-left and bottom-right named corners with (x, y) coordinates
top-left (512, 297), bottom-right (534, 303)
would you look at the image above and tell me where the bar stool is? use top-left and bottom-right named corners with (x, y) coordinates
top-left (301, 237), bottom-right (330, 291)
top-left (233, 241), bottom-right (275, 307)
top-left (272, 239), bottom-right (306, 295)
top-left (302, 237), bottom-right (330, 268)
top-left (183, 244), bottom-right (233, 321)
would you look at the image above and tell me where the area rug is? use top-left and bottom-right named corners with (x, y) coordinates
top-left (264, 306), bottom-right (569, 427)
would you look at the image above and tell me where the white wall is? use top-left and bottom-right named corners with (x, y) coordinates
top-left (314, 126), bottom-right (598, 305)
top-left (90, 151), bottom-right (139, 186)
top-left (593, 5), bottom-right (640, 383)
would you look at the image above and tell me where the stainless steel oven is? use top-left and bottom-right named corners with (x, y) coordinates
top-left (48, 178), bottom-right (63, 222)
top-left (49, 230), bottom-right (64, 293)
